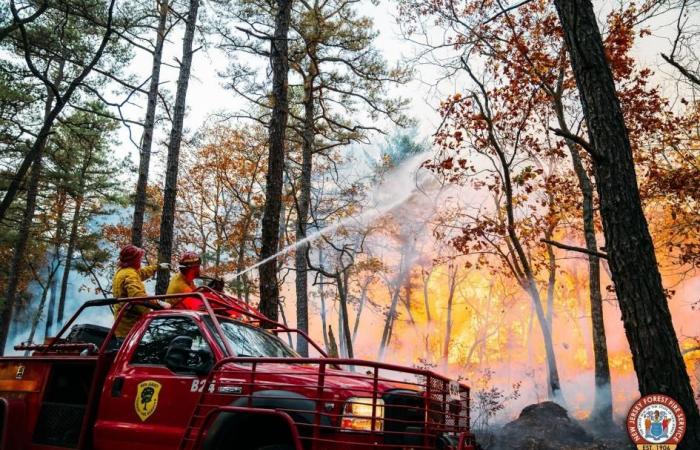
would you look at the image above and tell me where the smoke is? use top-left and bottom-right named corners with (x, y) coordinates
top-left (4, 208), bottom-right (127, 355)
top-left (5, 261), bottom-right (115, 355)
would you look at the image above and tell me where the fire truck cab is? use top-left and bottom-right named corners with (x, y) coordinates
top-left (0, 290), bottom-right (476, 450)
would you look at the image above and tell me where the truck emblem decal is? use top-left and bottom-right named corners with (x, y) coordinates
top-left (16, 364), bottom-right (25, 380)
top-left (217, 385), bottom-right (242, 394)
top-left (135, 380), bottom-right (162, 421)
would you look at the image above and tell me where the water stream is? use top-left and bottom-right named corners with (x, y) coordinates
top-left (231, 151), bottom-right (436, 281)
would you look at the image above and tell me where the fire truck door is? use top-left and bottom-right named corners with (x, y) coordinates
top-left (94, 316), bottom-right (214, 450)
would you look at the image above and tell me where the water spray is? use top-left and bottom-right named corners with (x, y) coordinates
top-left (231, 151), bottom-right (438, 281)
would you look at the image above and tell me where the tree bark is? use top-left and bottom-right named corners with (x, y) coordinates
top-left (26, 263), bottom-right (59, 355)
top-left (0, 155), bottom-right (42, 354)
top-left (544, 227), bottom-right (556, 329)
top-left (402, 277), bottom-right (416, 325)
top-left (294, 71), bottom-right (316, 356)
top-left (57, 195), bottom-right (84, 323)
top-left (44, 269), bottom-right (58, 339)
top-left (258, 0), bottom-right (292, 321)
top-left (554, 1), bottom-right (700, 445)
top-left (337, 270), bottom-right (353, 359)
top-left (552, 89), bottom-right (613, 421)
top-left (441, 263), bottom-right (457, 372)
top-left (378, 283), bottom-right (400, 361)
top-left (57, 145), bottom-right (92, 323)
top-left (351, 282), bottom-right (369, 345)
top-left (319, 275), bottom-right (330, 351)
top-left (132, 0), bottom-right (169, 247)
top-left (421, 267), bottom-right (432, 322)
top-left (155, 0), bottom-right (200, 294)
top-left (44, 189), bottom-right (66, 338)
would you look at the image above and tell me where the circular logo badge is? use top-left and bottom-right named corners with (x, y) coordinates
top-left (627, 394), bottom-right (686, 448)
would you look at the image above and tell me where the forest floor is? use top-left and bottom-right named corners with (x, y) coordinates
top-left (475, 402), bottom-right (633, 450)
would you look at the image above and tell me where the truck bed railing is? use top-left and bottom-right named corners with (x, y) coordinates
top-left (181, 357), bottom-right (473, 450)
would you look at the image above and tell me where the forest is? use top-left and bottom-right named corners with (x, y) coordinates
top-left (0, 0), bottom-right (699, 448)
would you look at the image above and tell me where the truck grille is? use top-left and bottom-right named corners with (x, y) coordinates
top-left (428, 377), bottom-right (470, 432)
top-left (382, 379), bottom-right (470, 446)
top-left (383, 390), bottom-right (425, 445)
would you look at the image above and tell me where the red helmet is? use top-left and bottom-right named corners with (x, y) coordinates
top-left (179, 251), bottom-right (201, 268)
top-left (119, 244), bottom-right (145, 268)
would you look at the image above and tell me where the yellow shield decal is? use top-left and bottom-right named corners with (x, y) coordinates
top-left (135, 380), bottom-right (161, 421)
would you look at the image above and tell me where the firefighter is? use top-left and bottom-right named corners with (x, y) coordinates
top-left (167, 251), bottom-right (201, 297)
top-left (111, 244), bottom-right (171, 337)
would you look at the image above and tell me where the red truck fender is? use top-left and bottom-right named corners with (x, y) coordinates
top-left (0, 396), bottom-right (26, 450)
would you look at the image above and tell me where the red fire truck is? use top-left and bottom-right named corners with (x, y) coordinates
top-left (0, 289), bottom-right (476, 450)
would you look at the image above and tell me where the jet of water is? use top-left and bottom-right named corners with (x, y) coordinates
top-left (232, 151), bottom-right (437, 280)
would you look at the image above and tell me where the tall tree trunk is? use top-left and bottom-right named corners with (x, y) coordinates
top-left (278, 300), bottom-right (293, 346)
top-left (554, 2), bottom-right (700, 445)
top-left (402, 277), bottom-right (416, 325)
top-left (132, 0), bottom-right (169, 247)
top-left (0, 155), bottom-right (42, 354)
top-left (45, 189), bottom-right (67, 338)
top-left (502, 164), bottom-right (562, 398)
top-left (294, 72), bottom-right (316, 356)
top-left (258, 0), bottom-right (292, 321)
top-left (155, 0), bottom-right (200, 294)
top-left (525, 279), bottom-right (562, 400)
top-left (319, 274), bottom-right (330, 352)
top-left (57, 149), bottom-right (91, 323)
top-left (378, 283), bottom-right (401, 361)
top-left (553, 92), bottom-right (613, 422)
top-left (26, 264), bottom-right (59, 354)
top-left (336, 271), bottom-right (354, 359)
top-left (441, 264), bottom-right (457, 372)
top-left (351, 282), bottom-right (368, 345)
top-left (44, 265), bottom-right (59, 339)
top-left (327, 324), bottom-right (339, 358)
top-left (421, 267), bottom-right (432, 323)
top-left (544, 227), bottom-right (556, 329)
top-left (57, 195), bottom-right (84, 323)
top-left (337, 300), bottom-right (346, 358)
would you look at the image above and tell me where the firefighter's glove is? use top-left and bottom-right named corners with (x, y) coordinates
top-left (157, 300), bottom-right (172, 309)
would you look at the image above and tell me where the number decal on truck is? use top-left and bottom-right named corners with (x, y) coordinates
top-left (190, 379), bottom-right (215, 393)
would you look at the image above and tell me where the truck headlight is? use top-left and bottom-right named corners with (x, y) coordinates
top-left (341, 397), bottom-right (384, 431)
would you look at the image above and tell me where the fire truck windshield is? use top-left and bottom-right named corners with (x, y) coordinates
top-left (218, 319), bottom-right (299, 358)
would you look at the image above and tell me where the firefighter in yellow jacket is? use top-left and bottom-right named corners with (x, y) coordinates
top-left (166, 252), bottom-right (201, 297)
top-left (112, 245), bottom-right (170, 337)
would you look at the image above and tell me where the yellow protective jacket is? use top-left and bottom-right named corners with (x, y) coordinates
top-left (166, 273), bottom-right (195, 297)
top-left (112, 265), bottom-right (158, 337)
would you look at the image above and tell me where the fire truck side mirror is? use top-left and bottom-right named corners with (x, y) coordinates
top-left (164, 336), bottom-right (214, 376)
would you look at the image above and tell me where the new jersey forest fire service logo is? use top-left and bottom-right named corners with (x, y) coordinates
top-left (627, 394), bottom-right (686, 449)
top-left (135, 380), bottom-right (162, 421)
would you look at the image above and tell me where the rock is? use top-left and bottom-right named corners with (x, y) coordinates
top-left (492, 402), bottom-right (603, 450)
